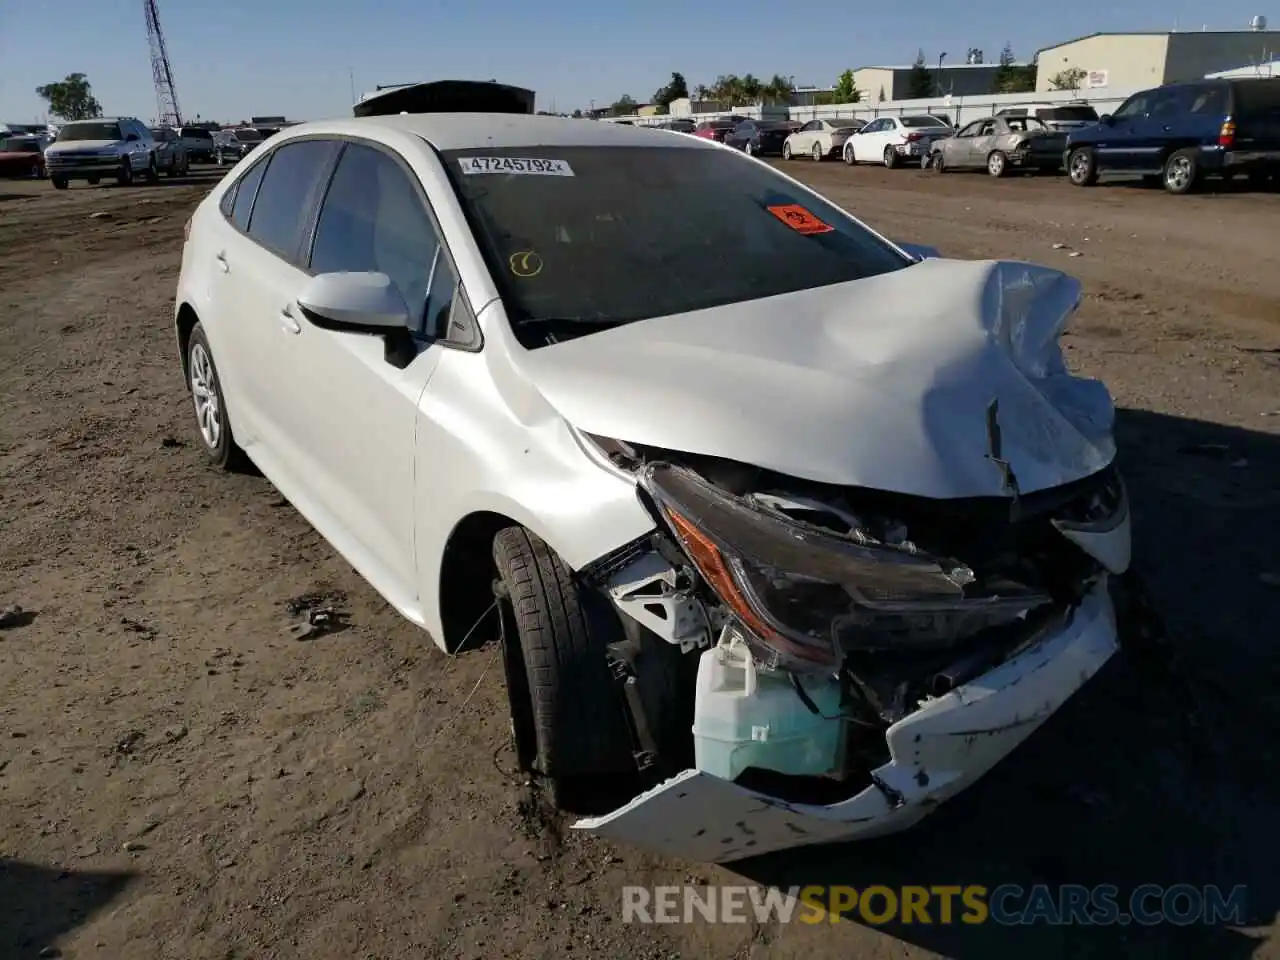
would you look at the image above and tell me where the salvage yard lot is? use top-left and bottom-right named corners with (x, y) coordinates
top-left (1, 164), bottom-right (1278, 959)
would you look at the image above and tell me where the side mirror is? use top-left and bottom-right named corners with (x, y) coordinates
top-left (894, 241), bottom-right (941, 262)
top-left (297, 272), bottom-right (410, 332)
top-left (1099, 114), bottom-right (1114, 125)
top-left (126, 133), bottom-right (139, 142)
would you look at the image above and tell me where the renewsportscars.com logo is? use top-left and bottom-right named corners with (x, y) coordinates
top-left (622, 884), bottom-right (1249, 927)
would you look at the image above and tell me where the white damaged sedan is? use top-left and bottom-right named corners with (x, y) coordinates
top-left (174, 103), bottom-right (1130, 864)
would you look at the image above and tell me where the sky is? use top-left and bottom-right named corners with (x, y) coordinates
top-left (1, 0), bottom-right (1273, 124)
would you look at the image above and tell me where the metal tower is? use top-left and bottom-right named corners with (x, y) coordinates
top-left (143, 0), bottom-right (182, 127)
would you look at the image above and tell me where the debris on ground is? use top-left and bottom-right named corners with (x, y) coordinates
top-left (0, 604), bottom-right (26, 629)
top-left (286, 590), bottom-right (350, 640)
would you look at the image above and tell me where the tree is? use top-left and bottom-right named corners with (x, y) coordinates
top-left (992, 43), bottom-right (1036, 93)
top-left (1048, 66), bottom-right (1086, 92)
top-left (834, 69), bottom-right (860, 104)
top-left (762, 74), bottom-right (794, 104)
top-left (906, 50), bottom-right (934, 99)
top-left (652, 72), bottom-right (689, 109)
top-left (609, 94), bottom-right (638, 116)
top-left (693, 84), bottom-right (712, 101)
top-left (35, 72), bottom-right (103, 121)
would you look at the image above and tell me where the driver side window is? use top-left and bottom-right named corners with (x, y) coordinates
top-left (308, 141), bottom-right (478, 348)
top-left (957, 121), bottom-right (981, 137)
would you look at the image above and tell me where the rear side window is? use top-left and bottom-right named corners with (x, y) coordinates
top-left (443, 144), bottom-right (909, 348)
top-left (225, 158), bottom-right (267, 229)
top-left (1181, 85), bottom-right (1228, 115)
top-left (247, 140), bottom-right (341, 261)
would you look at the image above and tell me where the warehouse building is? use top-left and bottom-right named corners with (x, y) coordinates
top-left (1034, 25), bottom-right (1279, 93)
top-left (852, 62), bottom-right (1024, 101)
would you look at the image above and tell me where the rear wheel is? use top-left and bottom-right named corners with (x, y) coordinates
top-left (744, 141), bottom-right (755, 157)
top-left (811, 142), bottom-right (823, 162)
top-left (186, 324), bottom-right (249, 472)
top-left (87, 177), bottom-right (100, 185)
top-left (1067, 147), bottom-right (1098, 186)
top-left (883, 145), bottom-right (898, 169)
top-left (30, 162), bottom-right (43, 179)
top-left (931, 152), bottom-right (946, 173)
top-left (492, 527), bottom-right (637, 813)
top-left (145, 154), bottom-right (160, 183)
top-left (987, 150), bottom-right (1008, 177)
top-left (1162, 148), bottom-right (1199, 195)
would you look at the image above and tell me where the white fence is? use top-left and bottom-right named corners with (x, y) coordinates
top-left (616, 87), bottom-right (1142, 128)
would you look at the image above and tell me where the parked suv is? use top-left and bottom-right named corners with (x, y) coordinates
top-left (149, 127), bottom-right (191, 177)
top-left (179, 126), bottom-right (217, 162)
top-left (1065, 78), bottom-right (1280, 194)
top-left (44, 117), bottom-right (158, 189)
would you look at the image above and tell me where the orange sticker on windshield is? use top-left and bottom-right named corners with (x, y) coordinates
top-left (766, 203), bottom-right (834, 235)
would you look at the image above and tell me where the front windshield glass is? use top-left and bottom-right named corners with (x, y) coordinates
top-left (442, 145), bottom-right (910, 348)
top-left (57, 122), bottom-right (123, 142)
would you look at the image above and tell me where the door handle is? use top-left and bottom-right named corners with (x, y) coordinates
top-left (1162, 125), bottom-right (1172, 132)
top-left (279, 305), bottom-right (301, 335)
top-left (215, 251), bottom-right (229, 273)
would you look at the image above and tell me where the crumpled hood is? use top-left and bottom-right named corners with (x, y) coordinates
top-left (511, 258), bottom-right (1116, 499)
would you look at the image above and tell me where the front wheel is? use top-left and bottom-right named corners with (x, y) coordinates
top-left (492, 526), bottom-right (638, 812)
top-left (51, 176), bottom-right (68, 190)
top-left (30, 162), bottom-right (44, 179)
top-left (744, 142), bottom-right (755, 157)
top-left (987, 150), bottom-right (1008, 178)
top-left (1067, 147), bottom-right (1098, 186)
top-left (844, 144), bottom-right (855, 165)
top-left (931, 152), bottom-right (945, 173)
top-left (1162, 148), bottom-right (1199, 195)
top-left (144, 154), bottom-right (160, 183)
top-left (781, 141), bottom-right (792, 161)
top-left (186, 324), bottom-right (249, 472)
top-left (116, 158), bottom-right (134, 186)
top-left (883, 145), bottom-right (898, 169)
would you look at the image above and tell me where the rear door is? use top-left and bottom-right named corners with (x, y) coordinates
top-left (214, 138), bottom-right (342, 470)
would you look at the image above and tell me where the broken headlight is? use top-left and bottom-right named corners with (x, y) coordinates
top-left (642, 462), bottom-right (1050, 672)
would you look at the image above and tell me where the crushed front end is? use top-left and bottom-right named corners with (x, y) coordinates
top-left (573, 443), bottom-right (1130, 862)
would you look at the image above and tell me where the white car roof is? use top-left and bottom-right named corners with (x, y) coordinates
top-left (274, 113), bottom-right (714, 152)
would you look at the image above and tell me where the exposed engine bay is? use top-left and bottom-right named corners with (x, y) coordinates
top-left (579, 436), bottom-right (1130, 809)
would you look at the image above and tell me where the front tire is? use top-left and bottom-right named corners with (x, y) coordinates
top-left (1067, 147), bottom-right (1098, 186)
top-left (1162, 148), bottom-right (1199, 195)
top-left (844, 143), bottom-right (855, 165)
top-left (30, 162), bottom-right (44, 179)
top-left (51, 176), bottom-right (68, 190)
top-left (782, 141), bottom-right (792, 161)
top-left (883, 145), bottom-right (898, 169)
top-left (931, 152), bottom-right (945, 173)
top-left (744, 141), bottom-right (755, 157)
top-left (492, 527), bottom-right (637, 812)
top-left (186, 324), bottom-right (249, 472)
top-left (145, 154), bottom-right (160, 183)
top-left (116, 158), bottom-right (134, 186)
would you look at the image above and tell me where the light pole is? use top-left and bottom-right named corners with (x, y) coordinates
top-left (936, 52), bottom-right (947, 97)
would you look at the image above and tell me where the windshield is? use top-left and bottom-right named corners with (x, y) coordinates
top-left (57, 122), bottom-right (122, 142)
top-left (901, 115), bottom-right (949, 128)
top-left (442, 145), bottom-right (910, 348)
top-left (0, 138), bottom-right (41, 153)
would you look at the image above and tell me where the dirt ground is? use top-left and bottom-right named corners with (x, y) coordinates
top-left (1, 161), bottom-right (1278, 960)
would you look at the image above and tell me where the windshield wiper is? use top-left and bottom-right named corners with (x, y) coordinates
top-left (516, 315), bottom-right (624, 345)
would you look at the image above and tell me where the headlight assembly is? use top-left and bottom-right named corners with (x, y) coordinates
top-left (641, 462), bottom-right (1050, 672)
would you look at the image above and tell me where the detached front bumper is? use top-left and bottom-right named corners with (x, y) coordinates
top-left (574, 582), bottom-right (1117, 862)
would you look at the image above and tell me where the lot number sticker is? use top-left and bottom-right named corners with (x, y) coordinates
top-left (458, 157), bottom-right (575, 176)
top-left (766, 203), bottom-right (834, 235)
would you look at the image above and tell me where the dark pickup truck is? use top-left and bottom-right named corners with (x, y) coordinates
top-left (1064, 77), bottom-right (1280, 194)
